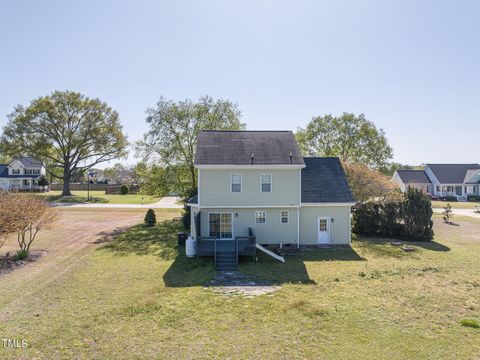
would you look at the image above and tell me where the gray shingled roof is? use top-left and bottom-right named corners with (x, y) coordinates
top-left (396, 170), bottom-right (432, 184)
top-left (194, 130), bottom-right (305, 166)
top-left (16, 156), bottom-right (43, 168)
top-left (427, 164), bottom-right (480, 184)
top-left (301, 157), bottom-right (354, 203)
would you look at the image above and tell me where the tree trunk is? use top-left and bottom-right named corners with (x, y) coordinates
top-left (190, 165), bottom-right (196, 191)
top-left (62, 167), bottom-right (72, 196)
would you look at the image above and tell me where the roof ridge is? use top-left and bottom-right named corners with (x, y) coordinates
top-left (200, 130), bottom-right (292, 133)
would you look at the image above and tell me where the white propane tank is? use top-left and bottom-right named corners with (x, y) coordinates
top-left (186, 235), bottom-right (196, 257)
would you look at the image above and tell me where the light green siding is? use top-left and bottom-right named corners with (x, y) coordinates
top-left (299, 206), bottom-right (351, 245)
top-left (198, 207), bottom-right (298, 245)
top-left (199, 169), bottom-right (301, 207)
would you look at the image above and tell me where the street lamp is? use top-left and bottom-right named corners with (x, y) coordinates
top-left (87, 172), bottom-right (97, 201)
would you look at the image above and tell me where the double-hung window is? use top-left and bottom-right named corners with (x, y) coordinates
top-left (33, 169), bottom-right (40, 175)
top-left (209, 213), bottom-right (233, 239)
top-left (25, 169), bottom-right (32, 175)
top-left (255, 211), bottom-right (266, 224)
top-left (11, 169), bottom-right (20, 175)
top-left (231, 173), bottom-right (242, 192)
top-left (261, 173), bottom-right (272, 192)
top-left (281, 210), bottom-right (289, 224)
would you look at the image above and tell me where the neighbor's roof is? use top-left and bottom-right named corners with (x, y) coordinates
top-left (396, 170), bottom-right (432, 184)
top-left (426, 164), bottom-right (480, 184)
top-left (0, 164), bottom-right (41, 179)
top-left (464, 169), bottom-right (480, 184)
top-left (301, 157), bottom-right (354, 203)
top-left (194, 130), bottom-right (305, 166)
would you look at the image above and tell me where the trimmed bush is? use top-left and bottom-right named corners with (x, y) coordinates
top-left (403, 187), bottom-right (433, 241)
top-left (120, 184), bottom-right (129, 195)
top-left (144, 209), bottom-right (156, 226)
top-left (467, 195), bottom-right (480, 202)
top-left (353, 187), bottom-right (434, 241)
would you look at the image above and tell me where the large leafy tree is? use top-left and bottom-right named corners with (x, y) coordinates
top-left (296, 113), bottom-right (393, 168)
top-left (0, 91), bottom-right (128, 196)
top-left (136, 96), bottom-right (245, 195)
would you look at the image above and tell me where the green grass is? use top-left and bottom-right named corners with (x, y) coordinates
top-left (0, 212), bottom-right (479, 359)
top-left (36, 190), bottom-right (161, 204)
top-left (432, 200), bottom-right (480, 209)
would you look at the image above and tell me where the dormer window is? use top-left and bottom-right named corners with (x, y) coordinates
top-left (12, 169), bottom-right (20, 175)
top-left (231, 173), bottom-right (242, 192)
top-left (261, 173), bottom-right (272, 192)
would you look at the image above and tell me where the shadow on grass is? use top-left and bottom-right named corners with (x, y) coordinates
top-left (97, 219), bottom-right (367, 287)
top-left (239, 247), bottom-right (364, 285)
top-left (354, 236), bottom-right (450, 257)
top-left (46, 195), bottom-right (108, 204)
top-left (97, 219), bottom-right (216, 287)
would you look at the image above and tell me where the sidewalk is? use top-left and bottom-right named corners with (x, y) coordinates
top-left (51, 196), bottom-right (183, 209)
top-left (433, 208), bottom-right (480, 219)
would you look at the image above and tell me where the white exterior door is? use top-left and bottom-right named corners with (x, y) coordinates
top-left (317, 217), bottom-right (330, 244)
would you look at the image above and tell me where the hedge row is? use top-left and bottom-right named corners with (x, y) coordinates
top-left (353, 187), bottom-right (434, 241)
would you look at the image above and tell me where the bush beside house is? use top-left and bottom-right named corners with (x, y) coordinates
top-left (353, 187), bottom-right (433, 241)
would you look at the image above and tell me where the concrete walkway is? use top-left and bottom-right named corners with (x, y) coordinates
top-left (433, 208), bottom-right (480, 219)
top-left (51, 196), bottom-right (183, 209)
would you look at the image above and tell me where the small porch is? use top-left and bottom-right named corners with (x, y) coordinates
top-left (7, 178), bottom-right (43, 192)
top-left (194, 212), bottom-right (256, 271)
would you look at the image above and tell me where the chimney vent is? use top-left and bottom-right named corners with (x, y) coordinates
top-left (251, 153), bottom-right (254, 165)
top-left (289, 152), bottom-right (293, 164)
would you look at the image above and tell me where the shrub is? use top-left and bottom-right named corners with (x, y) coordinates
top-left (403, 187), bottom-right (433, 241)
top-left (467, 195), bottom-right (480, 202)
top-left (442, 204), bottom-right (453, 224)
top-left (38, 175), bottom-right (49, 188)
top-left (120, 184), bottom-right (129, 195)
top-left (353, 188), bottom-right (434, 241)
top-left (144, 209), bottom-right (156, 226)
top-left (13, 249), bottom-right (28, 261)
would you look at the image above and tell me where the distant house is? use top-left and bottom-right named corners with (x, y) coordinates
top-left (0, 157), bottom-right (46, 191)
top-left (393, 164), bottom-right (480, 200)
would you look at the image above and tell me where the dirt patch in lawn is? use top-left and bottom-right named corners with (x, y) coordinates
top-left (0, 250), bottom-right (47, 276)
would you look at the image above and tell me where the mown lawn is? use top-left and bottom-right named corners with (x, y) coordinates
top-left (432, 200), bottom-right (480, 209)
top-left (0, 211), bottom-right (479, 359)
top-left (36, 190), bottom-right (161, 204)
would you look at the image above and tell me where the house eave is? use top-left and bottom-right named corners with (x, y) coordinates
top-left (194, 164), bottom-right (306, 170)
top-left (301, 202), bottom-right (356, 207)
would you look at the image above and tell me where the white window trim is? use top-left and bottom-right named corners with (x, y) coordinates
top-left (255, 210), bottom-right (266, 224)
top-left (207, 212), bottom-right (234, 240)
top-left (281, 210), bottom-right (289, 224)
top-left (230, 173), bottom-right (242, 193)
top-left (260, 173), bottom-right (272, 193)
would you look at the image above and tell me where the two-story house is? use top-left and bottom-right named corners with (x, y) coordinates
top-left (187, 130), bottom-right (355, 269)
top-left (0, 157), bottom-right (46, 191)
top-left (393, 164), bottom-right (480, 201)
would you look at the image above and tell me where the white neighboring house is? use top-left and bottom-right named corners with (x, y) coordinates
top-left (393, 164), bottom-right (480, 201)
top-left (0, 157), bottom-right (46, 192)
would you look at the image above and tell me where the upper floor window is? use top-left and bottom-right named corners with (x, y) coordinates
top-left (25, 169), bottom-right (32, 175)
top-left (231, 173), bottom-right (242, 192)
top-left (261, 173), bottom-right (272, 192)
top-left (281, 210), bottom-right (289, 224)
top-left (11, 169), bottom-right (20, 175)
top-left (33, 169), bottom-right (40, 175)
top-left (255, 211), bottom-right (266, 224)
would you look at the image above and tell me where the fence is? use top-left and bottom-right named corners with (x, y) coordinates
top-left (50, 183), bottom-right (107, 191)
